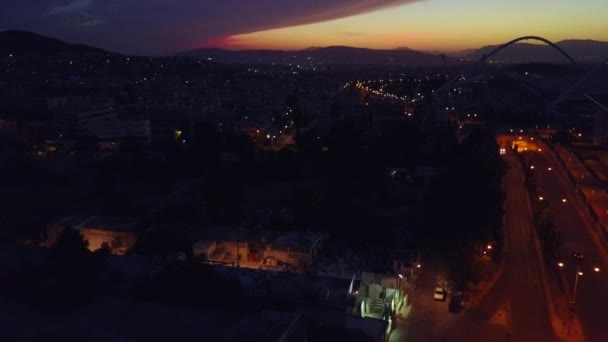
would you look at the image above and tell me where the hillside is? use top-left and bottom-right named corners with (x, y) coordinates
top-left (0, 30), bottom-right (112, 57)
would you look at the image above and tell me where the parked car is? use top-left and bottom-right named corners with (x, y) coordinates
top-left (434, 286), bottom-right (446, 301)
top-left (572, 250), bottom-right (584, 262)
top-left (448, 292), bottom-right (464, 313)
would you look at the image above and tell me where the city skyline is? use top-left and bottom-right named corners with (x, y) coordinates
top-left (2, 0), bottom-right (608, 55)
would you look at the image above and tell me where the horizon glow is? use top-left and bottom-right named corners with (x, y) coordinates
top-left (214, 0), bottom-right (608, 52)
top-left (2, 0), bottom-right (607, 54)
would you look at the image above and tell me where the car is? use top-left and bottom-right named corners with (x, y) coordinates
top-left (434, 286), bottom-right (446, 301)
top-left (572, 250), bottom-right (584, 261)
top-left (448, 292), bottom-right (464, 313)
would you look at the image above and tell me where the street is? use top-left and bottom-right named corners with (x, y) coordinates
top-left (501, 152), bottom-right (554, 341)
top-left (526, 140), bottom-right (608, 342)
top-left (389, 148), bottom-right (555, 341)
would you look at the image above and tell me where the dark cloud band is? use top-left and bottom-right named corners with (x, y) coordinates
top-left (2, 0), bottom-right (422, 54)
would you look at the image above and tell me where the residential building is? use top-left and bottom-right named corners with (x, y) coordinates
top-left (44, 215), bottom-right (144, 254)
top-left (193, 231), bottom-right (326, 272)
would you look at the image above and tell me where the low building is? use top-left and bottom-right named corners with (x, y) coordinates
top-left (216, 266), bottom-right (388, 341)
top-left (45, 215), bottom-right (144, 254)
top-left (345, 316), bottom-right (389, 342)
top-left (24, 296), bottom-right (306, 342)
top-left (88, 119), bottom-right (151, 148)
top-left (353, 271), bottom-right (404, 336)
top-left (193, 231), bottom-right (326, 272)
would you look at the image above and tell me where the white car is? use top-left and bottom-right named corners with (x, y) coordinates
top-left (434, 287), bottom-right (446, 301)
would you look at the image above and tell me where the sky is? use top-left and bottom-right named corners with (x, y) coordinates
top-left (1, 0), bottom-right (607, 55)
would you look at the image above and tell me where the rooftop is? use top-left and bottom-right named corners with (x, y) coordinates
top-left (215, 266), bottom-right (359, 309)
top-left (220, 230), bottom-right (327, 251)
top-left (41, 297), bottom-right (301, 342)
top-left (51, 215), bottom-right (142, 233)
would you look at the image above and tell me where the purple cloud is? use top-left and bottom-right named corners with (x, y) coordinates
top-left (1, 0), bottom-right (422, 55)
top-left (46, 0), bottom-right (94, 16)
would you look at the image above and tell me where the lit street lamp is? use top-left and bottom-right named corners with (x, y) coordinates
top-left (557, 262), bottom-right (600, 306)
top-left (411, 263), bottom-right (421, 280)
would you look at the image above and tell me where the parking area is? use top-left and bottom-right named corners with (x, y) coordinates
top-left (390, 259), bottom-right (510, 341)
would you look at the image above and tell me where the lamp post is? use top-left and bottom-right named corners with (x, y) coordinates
top-left (397, 274), bottom-right (403, 290)
top-left (557, 264), bottom-right (600, 305)
top-left (558, 262), bottom-right (600, 334)
top-left (571, 268), bottom-right (583, 305)
top-left (411, 263), bottom-right (421, 282)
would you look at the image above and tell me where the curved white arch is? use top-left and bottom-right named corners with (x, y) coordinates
top-left (435, 36), bottom-right (578, 96)
top-left (481, 36), bottom-right (577, 65)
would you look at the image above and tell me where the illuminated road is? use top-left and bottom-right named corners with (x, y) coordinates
top-left (430, 150), bottom-right (554, 341)
top-left (497, 152), bottom-right (554, 341)
top-left (390, 145), bottom-right (555, 341)
top-left (527, 142), bottom-right (608, 342)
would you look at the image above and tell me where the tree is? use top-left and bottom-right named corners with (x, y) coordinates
top-left (205, 170), bottom-right (242, 222)
top-left (95, 242), bottom-right (113, 256)
top-left (53, 227), bottom-right (89, 259)
top-left (422, 126), bottom-right (507, 287)
top-left (551, 130), bottom-right (574, 146)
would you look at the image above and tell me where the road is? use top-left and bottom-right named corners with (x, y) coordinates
top-left (527, 141), bottom-right (608, 342)
top-left (496, 152), bottom-right (555, 341)
top-left (390, 148), bottom-right (555, 341)
top-left (390, 258), bottom-right (510, 342)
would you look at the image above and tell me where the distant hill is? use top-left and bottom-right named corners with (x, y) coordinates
top-left (0, 30), bottom-right (113, 57)
top-left (178, 45), bottom-right (446, 66)
top-left (455, 39), bottom-right (608, 63)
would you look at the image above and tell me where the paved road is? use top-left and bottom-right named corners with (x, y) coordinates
top-left (390, 258), bottom-right (510, 342)
top-left (498, 152), bottom-right (555, 341)
top-left (390, 150), bottom-right (555, 341)
top-left (528, 143), bottom-right (608, 342)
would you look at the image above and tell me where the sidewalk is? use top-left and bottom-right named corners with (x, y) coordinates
top-left (466, 263), bottom-right (503, 308)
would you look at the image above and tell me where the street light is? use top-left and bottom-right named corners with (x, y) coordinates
top-left (557, 263), bottom-right (600, 307)
top-left (411, 264), bottom-right (421, 282)
top-left (562, 198), bottom-right (568, 203)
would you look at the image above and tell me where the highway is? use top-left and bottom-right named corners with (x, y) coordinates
top-left (527, 141), bottom-right (608, 342)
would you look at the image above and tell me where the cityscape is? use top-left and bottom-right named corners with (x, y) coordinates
top-left (1, 1), bottom-right (608, 341)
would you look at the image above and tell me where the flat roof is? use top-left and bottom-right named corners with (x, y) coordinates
top-left (215, 266), bottom-right (358, 308)
top-left (219, 231), bottom-right (326, 250)
top-left (51, 215), bottom-right (141, 233)
top-left (51, 297), bottom-right (298, 342)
